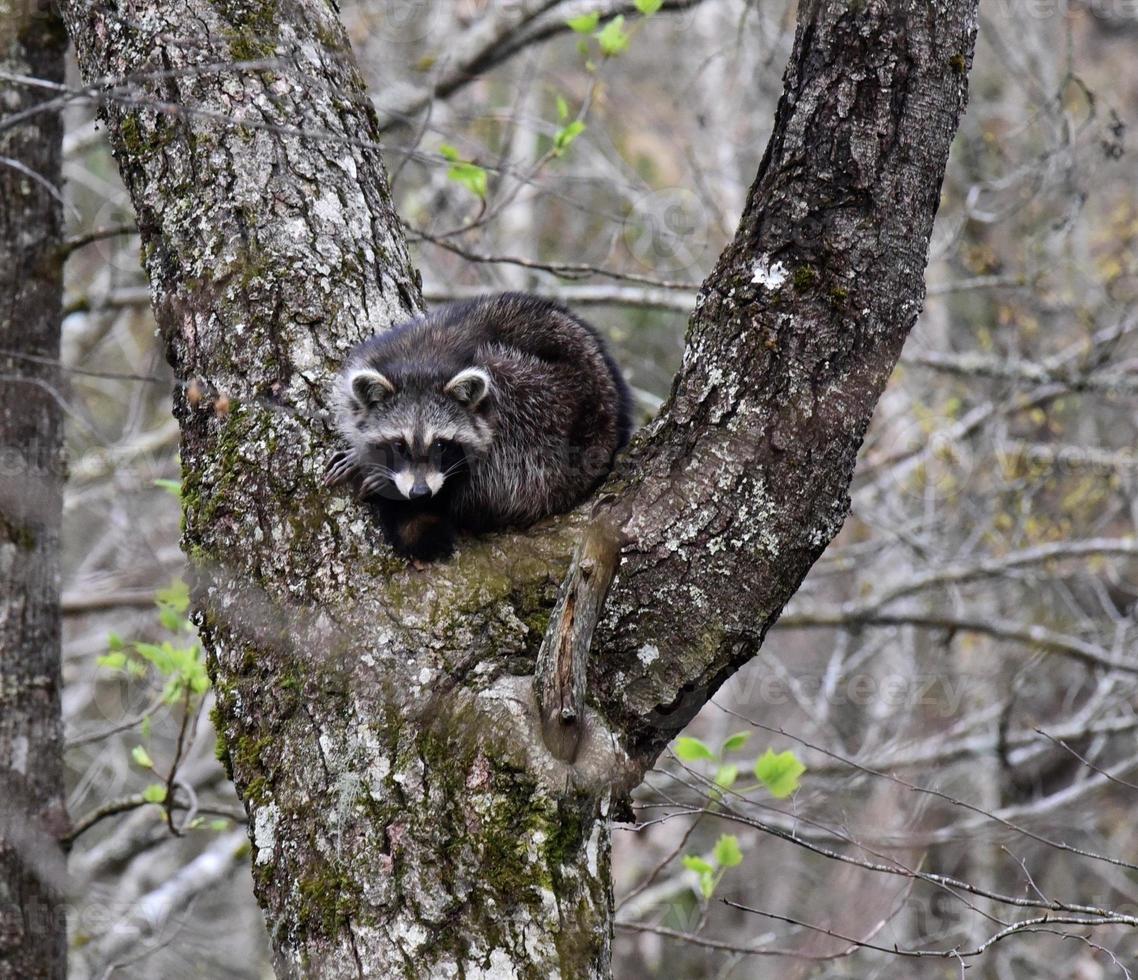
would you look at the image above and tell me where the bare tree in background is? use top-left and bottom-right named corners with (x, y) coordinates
top-left (0, 2), bottom-right (69, 976)
top-left (47, 0), bottom-right (982, 975)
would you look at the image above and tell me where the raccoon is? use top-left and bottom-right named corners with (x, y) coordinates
top-left (325, 293), bottom-right (633, 561)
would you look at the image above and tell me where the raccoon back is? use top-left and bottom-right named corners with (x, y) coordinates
top-left (449, 294), bottom-right (632, 528)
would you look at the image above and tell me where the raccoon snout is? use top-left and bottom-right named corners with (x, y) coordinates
top-left (394, 470), bottom-right (440, 500)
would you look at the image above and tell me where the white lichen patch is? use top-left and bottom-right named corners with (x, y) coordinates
top-left (252, 803), bottom-right (279, 862)
top-left (390, 918), bottom-right (428, 953)
top-left (523, 916), bottom-right (552, 964)
top-left (286, 216), bottom-right (309, 241)
top-left (369, 754), bottom-right (391, 792)
top-left (751, 257), bottom-right (788, 290)
top-left (636, 644), bottom-right (660, 667)
top-left (333, 771), bottom-right (362, 851)
top-left (585, 821), bottom-right (602, 877)
top-left (313, 191), bottom-right (343, 225)
top-left (465, 949), bottom-right (519, 980)
top-left (737, 478), bottom-right (782, 557)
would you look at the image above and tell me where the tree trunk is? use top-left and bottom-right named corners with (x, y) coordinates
top-left (0, 3), bottom-right (70, 977)
top-left (58, 0), bottom-right (978, 975)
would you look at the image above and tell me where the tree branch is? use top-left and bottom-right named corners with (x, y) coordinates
top-left (534, 520), bottom-right (622, 761)
top-left (576, 0), bottom-right (982, 763)
top-left (376, 0), bottom-right (711, 130)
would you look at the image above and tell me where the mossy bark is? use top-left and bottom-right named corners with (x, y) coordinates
top-left (0, 3), bottom-right (69, 976)
top-left (58, 0), bottom-right (979, 976)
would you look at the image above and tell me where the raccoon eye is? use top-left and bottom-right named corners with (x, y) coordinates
top-left (391, 439), bottom-right (407, 456)
top-left (430, 438), bottom-right (445, 455)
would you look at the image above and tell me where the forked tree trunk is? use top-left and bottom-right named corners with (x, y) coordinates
top-left (0, 3), bottom-right (69, 976)
top-left (59, 0), bottom-right (978, 975)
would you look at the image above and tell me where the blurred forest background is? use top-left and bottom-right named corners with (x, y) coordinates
top-left (50, 0), bottom-right (1138, 976)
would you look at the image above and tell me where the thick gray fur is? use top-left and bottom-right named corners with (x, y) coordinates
top-left (327, 293), bottom-right (633, 559)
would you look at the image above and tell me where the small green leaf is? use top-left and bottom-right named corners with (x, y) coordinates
top-left (97, 651), bottom-right (127, 670)
top-left (153, 478), bottom-right (182, 499)
top-left (682, 854), bottom-right (714, 875)
top-left (636, 0), bottom-right (664, 13)
top-left (714, 763), bottom-right (738, 789)
top-left (673, 736), bottom-right (715, 763)
top-left (107, 632), bottom-right (123, 651)
top-left (133, 641), bottom-right (173, 672)
top-left (566, 11), bottom-right (600, 32)
top-left (555, 95), bottom-right (569, 121)
top-left (207, 818), bottom-right (230, 832)
top-left (131, 745), bottom-right (154, 769)
top-left (438, 146), bottom-right (488, 199)
top-left (713, 834), bottom-right (743, 868)
top-left (158, 606), bottom-right (183, 632)
top-left (142, 783), bottom-right (166, 803)
top-left (755, 749), bottom-right (806, 799)
top-left (699, 871), bottom-right (716, 899)
top-left (155, 578), bottom-right (190, 614)
top-left (721, 731), bottom-right (751, 754)
top-left (140, 715), bottom-right (152, 740)
top-left (553, 120), bottom-right (586, 156)
top-left (597, 15), bottom-right (630, 56)
top-left (452, 163), bottom-right (487, 198)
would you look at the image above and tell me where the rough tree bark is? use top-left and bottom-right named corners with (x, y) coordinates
top-left (0, 3), bottom-right (69, 977)
top-left (59, 0), bottom-right (978, 976)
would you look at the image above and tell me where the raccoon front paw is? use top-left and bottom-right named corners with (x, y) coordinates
top-left (324, 448), bottom-right (357, 487)
top-left (357, 470), bottom-right (390, 500)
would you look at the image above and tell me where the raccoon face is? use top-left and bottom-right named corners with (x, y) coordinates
top-left (344, 366), bottom-right (493, 501)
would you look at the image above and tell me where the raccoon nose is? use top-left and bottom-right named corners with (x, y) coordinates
top-left (409, 482), bottom-right (431, 500)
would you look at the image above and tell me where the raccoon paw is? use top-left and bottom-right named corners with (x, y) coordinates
top-left (324, 448), bottom-right (357, 487)
top-left (357, 470), bottom-right (390, 500)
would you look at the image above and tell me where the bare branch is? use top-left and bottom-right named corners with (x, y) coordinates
top-left (534, 520), bottom-right (622, 761)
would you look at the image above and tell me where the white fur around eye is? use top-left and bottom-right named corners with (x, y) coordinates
top-left (444, 367), bottom-right (492, 408)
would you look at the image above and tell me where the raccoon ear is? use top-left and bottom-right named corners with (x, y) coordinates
top-left (444, 367), bottom-right (492, 409)
top-left (348, 369), bottom-right (396, 409)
